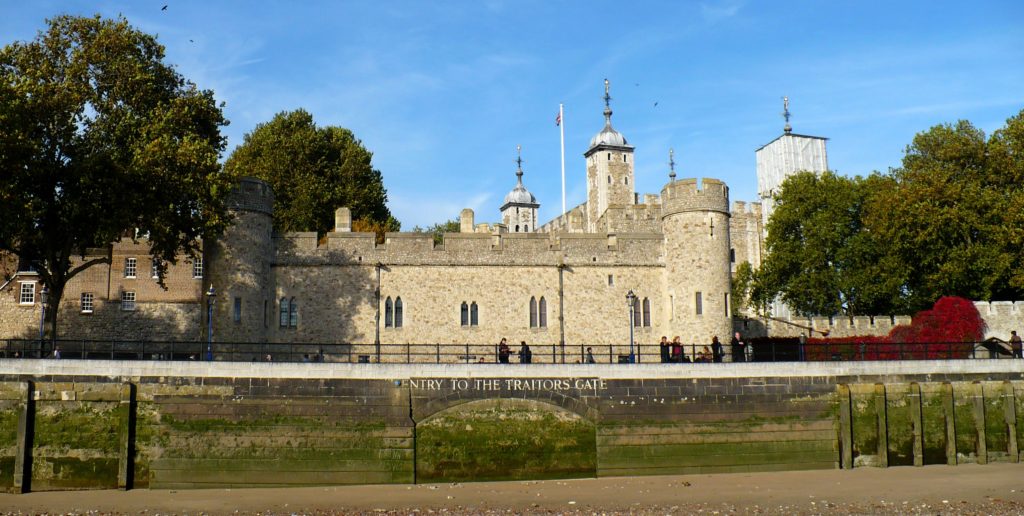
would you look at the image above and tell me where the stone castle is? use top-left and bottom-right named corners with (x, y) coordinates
top-left (3, 84), bottom-right (1018, 360)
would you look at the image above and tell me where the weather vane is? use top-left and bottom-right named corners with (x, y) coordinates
top-left (668, 148), bottom-right (676, 181)
top-left (515, 144), bottom-right (524, 180)
top-left (782, 96), bottom-right (792, 133)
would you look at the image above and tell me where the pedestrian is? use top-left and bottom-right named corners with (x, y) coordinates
top-left (52, 347), bottom-right (61, 359)
top-left (731, 332), bottom-right (745, 362)
top-left (1011, 331), bottom-right (1023, 359)
top-left (671, 336), bottom-right (684, 363)
top-left (659, 336), bottom-right (670, 363)
top-left (711, 336), bottom-right (723, 363)
top-left (585, 347), bottom-right (596, 363)
top-left (498, 338), bottom-right (511, 363)
top-left (518, 341), bottom-right (532, 363)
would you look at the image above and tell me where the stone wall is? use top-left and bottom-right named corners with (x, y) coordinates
top-left (4, 360), bottom-right (1024, 492)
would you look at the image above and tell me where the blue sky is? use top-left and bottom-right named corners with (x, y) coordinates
top-left (3, 1), bottom-right (1023, 229)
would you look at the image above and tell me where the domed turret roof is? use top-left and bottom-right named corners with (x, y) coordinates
top-left (587, 79), bottom-right (632, 151)
top-left (590, 123), bottom-right (628, 148)
top-left (501, 145), bottom-right (539, 208)
top-left (505, 182), bottom-right (536, 204)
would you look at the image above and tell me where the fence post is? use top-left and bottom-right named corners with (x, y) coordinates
top-left (436, 343), bottom-right (440, 363)
top-left (406, 343), bottom-right (411, 363)
top-left (465, 342), bottom-right (470, 364)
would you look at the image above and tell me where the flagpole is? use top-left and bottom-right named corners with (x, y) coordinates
top-left (559, 103), bottom-right (566, 216)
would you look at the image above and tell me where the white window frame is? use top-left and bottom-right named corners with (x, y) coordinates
top-left (193, 257), bottom-right (204, 279)
top-left (81, 292), bottom-right (94, 313)
top-left (121, 291), bottom-right (136, 311)
top-left (19, 282), bottom-right (35, 305)
top-left (124, 257), bottom-right (137, 279)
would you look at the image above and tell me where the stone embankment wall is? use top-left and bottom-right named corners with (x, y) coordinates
top-left (2, 360), bottom-right (1024, 492)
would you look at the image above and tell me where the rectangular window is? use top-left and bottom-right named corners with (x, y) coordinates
top-left (151, 258), bottom-right (161, 279)
top-left (695, 291), bottom-right (703, 316)
top-left (121, 291), bottom-right (136, 311)
top-left (724, 293), bottom-right (730, 317)
top-left (233, 297), bottom-right (242, 323)
top-left (607, 274), bottom-right (614, 286)
top-left (193, 257), bottom-right (204, 279)
top-left (124, 257), bottom-right (137, 278)
top-left (730, 248), bottom-right (736, 263)
top-left (81, 292), bottom-right (94, 313)
top-left (19, 282), bottom-right (35, 305)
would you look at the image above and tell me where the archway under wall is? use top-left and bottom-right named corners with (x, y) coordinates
top-left (415, 398), bottom-right (597, 483)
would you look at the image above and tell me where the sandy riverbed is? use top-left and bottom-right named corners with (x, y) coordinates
top-left (4, 463), bottom-right (1024, 514)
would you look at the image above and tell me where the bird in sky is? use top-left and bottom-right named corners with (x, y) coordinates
top-left (161, 5), bottom-right (168, 11)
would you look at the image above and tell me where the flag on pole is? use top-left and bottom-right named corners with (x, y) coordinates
top-left (555, 111), bottom-right (561, 126)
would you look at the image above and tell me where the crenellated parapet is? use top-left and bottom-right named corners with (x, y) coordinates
top-left (660, 178), bottom-right (730, 218)
top-left (272, 229), bottom-right (664, 267)
top-left (229, 177), bottom-right (274, 215)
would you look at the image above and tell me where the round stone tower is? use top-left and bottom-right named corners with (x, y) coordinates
top-left (660, 177), bottom-right (732, 348)
top-left (206, 176), bottom-right (275, 344)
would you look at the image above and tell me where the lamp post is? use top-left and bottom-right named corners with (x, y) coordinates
top-left (206, 285), bottom-right (216, 361)
top-left (39, 285), bottom-right (49, 357)
top-left (626, 289), bottom-right (636, 363)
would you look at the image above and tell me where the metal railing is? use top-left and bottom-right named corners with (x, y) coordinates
top-left (0, 339), bottom-right (1015, 364)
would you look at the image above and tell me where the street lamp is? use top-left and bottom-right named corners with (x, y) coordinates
top-left (39, 285), bottom-right (49, 357)
top-left (626, 289), bottom-right (637, 363)
top-left (206, 285), bottom-right (216, 361)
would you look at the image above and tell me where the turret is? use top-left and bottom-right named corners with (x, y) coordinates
top-left (584, 79), bottom-right (635, 230)
top-left (206, 177), bottom-right (275, 345)
top-left (660, 178), bottom-right (732, 347)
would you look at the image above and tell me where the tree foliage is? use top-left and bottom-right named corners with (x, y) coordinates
top-left (758, 109), bottom-right (1024, 315)
top-left (224, 109), bottom-right (396, 236)
top-left (413, 218), bottom-right (461, 245)
top-left (0, 15), bottom-right (231, 336)
top-left (758, 171), bottom-right (901, 316)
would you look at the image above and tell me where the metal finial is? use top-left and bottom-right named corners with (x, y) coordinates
top-left (515, 144), bottom-right (524, 183)
top-left (782, 96), bottom-right (792, 133)
top-left (603, 78), bottom-right (613, 124)
top-left (668, 148), bottom-right (676, 181)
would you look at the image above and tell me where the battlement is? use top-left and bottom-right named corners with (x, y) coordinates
top-left (660, 178), bottom-right (730, 217)
top-left (731, 200), bottom-right (762, 216)
top-left (272, 228), bottom-right (664, 267)
top-left (229, 177), bottom-right (274, 215)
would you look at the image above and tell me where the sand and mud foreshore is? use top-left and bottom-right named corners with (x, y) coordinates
top-left (4, 463), bottom-right (1024, 515)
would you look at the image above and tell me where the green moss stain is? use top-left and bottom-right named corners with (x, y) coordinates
top-left (920, 390), bottom-right (949, 465)
top-left (31, 401), bottom-right (122, 489)
top-left (416, 399), bottom-right (596, 483)
top-left (850, 391), bottom-right (878, 462)
top-left (884, 386), bottom-right (914, 466)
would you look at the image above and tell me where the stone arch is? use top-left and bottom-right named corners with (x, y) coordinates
top-left (415, 398), bottom-right (597, 483)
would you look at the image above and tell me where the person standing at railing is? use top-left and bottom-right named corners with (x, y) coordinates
top-left (671, 336), bottom-right (684, 363)
top-left (498, 338), bottom-right (511, 364)
top-left (585, 347), bottom-right (596, 363)
top-left (731, 332), bottom-right (745, 362)
top-left (1011, 331), bottom-right (1023, 359)
top-left (659, 336), bottom-right (670, 363)
top-left (711, 336), bottom-right (723, 363)
top-left (518, 341), bottom-right (532, 364)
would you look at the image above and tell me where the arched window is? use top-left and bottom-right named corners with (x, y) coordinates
top-left (395, 297), bottom-right (403, 328)
top-left (289, 297), bottom-right (298, 328)
top-left (624, 177), bottom-right (629, 185)
top-left (470, 302), bottom-right (479, 326)
top-left (279, 298), bottom-right (289, 328)
top-left (384, 297), bottom-right (393, 328)
top-left (524, 225), bottom-right (529, 232)
top-left (461, 302), bottom-right (469, 326)
top-left (529, 297), bottom-right (537, 328)
top-left (642, 298), bottom-right (651, 327)
top-left (539, 297), bottom-right (547, 328)
top-left (633, 298), bottom-right (642, 327)
top-left (515, 225), bottom-right (520, 232)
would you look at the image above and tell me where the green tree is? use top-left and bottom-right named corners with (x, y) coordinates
top-left (0, 15), bottom-right (231, 338)
top-left (413, 218), bottom-right (461, 245)
top-left (759, 171), bottom-right (901, 316)
top-left (868, 114), bottom-right (1024, 309)
top-left (224, 109), bottom-right (396, 236)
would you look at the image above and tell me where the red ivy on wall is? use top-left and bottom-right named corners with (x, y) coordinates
top-left (805, 297), bottom-right (984, 360)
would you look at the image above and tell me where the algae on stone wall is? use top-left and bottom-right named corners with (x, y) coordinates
top-left (31, 401), bottom-right (122, 490)
top-left (416, 399), bottom-right (596, 483)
